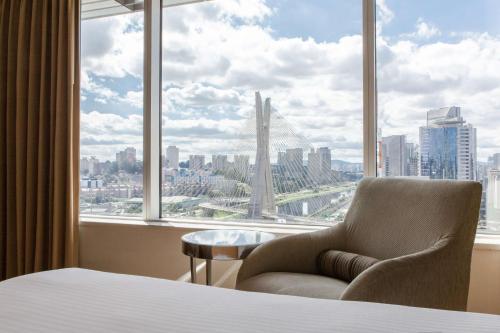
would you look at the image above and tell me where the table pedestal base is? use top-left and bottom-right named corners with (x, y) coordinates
top-left (189, 257), bottom-right (212, 286)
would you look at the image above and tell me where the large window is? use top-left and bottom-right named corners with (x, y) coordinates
top-left (376, 0), bottom-right (500, 233)
top-left (79, 0), bottom-right (500, 233)
top-left (80, 1), bottom-right (144, 216)
top-left (161, 0), bottom-right (363, 224)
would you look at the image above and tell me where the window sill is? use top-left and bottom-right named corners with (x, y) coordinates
top-left (79, 216), bottom-right (500, 250)
top-left (79, 215), bottom-right (326, 235)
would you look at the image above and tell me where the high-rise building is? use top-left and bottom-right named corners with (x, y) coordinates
top-left (284, 148), bottom-right (304, 179)
top-left (406, 143), bottom-right (419, 176)
top-left (487, 170), bottom-right (500, 222)
top-left (166, 146), bottom-right (179, 169)
top-left (419, 107), bottom-right (477, 180)
top-left (212, 155), bottom-right (228, 171)
top-left (307, 149), bottom-right (321, 183)
top-left (234, 155), bottom-right (249, 176)
top-left (87, 157), bottom-right (100, 176)
top-left (381, 135), bottom-right (406, 177)
top-left (492, 153), bottom-right (500, 169)
top-left (189, 155), bottom-right (205, 170)
top-left (318, 147), bottom-right (332, 177)
top-left (116, 147), bottom-right (137, 170)
top-left (308, 147), bottom-right (332, 183)
top-left (80, 157), bottom-right (89, 175)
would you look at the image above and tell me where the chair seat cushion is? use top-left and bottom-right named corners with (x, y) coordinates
top-left (236, 272), bottom-right (349, 300)
top-left (317, 250), bottom-right (379, 282)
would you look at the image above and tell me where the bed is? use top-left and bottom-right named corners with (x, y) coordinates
top-left (1, 268), bottom-right (499, 332)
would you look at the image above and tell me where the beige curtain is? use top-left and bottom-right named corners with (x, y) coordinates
top-left (0, 0), bottom-right (80, 281)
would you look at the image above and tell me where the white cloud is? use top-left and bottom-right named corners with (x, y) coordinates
top-left (122, 91), bottom-right (143, 109)
top-left (81, 0), bottom-right (500, 163)
top-left (81, 13), bottom-right (144, 79)
top-left (402, 18), bottom-right (441, 39)
top-left (377, 33), bottom-right (500, 159)
top-left (376, 0), bottom-right (395, 28)
top-left (80, 111), bottom-right (143, 161)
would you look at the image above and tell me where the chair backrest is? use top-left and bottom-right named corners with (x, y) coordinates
top-left (343, 177), bottom-right (482, 260)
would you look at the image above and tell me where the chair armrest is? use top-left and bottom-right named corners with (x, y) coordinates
top-left (236, 223), bottom-right (346, 285)
top-left (340, 238), bottom-right (469, 310)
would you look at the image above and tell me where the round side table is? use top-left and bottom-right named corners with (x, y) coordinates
top-left (181, 229), bottom-right (275, 285)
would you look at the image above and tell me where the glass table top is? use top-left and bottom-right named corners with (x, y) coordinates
top-left (181, 229), bottom-right (275, 247)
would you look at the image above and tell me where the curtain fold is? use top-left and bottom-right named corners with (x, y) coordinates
top-left (0, 0), bottom-right (80, 281)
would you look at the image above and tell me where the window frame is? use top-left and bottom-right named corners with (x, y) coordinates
top-left (84, 0), bottom-right (378, 223)
top-left (146, 0), bottom-right (378, 222)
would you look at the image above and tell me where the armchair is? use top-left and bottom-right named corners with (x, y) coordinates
top-left (236, 177), bottom-right (482, 310)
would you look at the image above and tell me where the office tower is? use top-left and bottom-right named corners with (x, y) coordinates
top-left (85, 156), bottom-right (100, 176)
top-left (189, 155), bottom-right (205, 170)
top-left (308, 147), bottom-right (332, 183)
top-left (318, 147), bottom-right (332, 177)
top-left (419, 107), bottom-right (477, 180)
top-left (116, 147), bottom-right (137, 170)
top-left (212, 155), bottom-right (228, 171)
top-left (493, 153), bottom-right (500, 169)
top-left (234, 155), bottom-right (250, 176)
top-left (487, 170), bottom-right (500, 222)
top-left (406, 143), bottom-right (419, 176)
top-left (80, 157), bottom-right (89, 175)
top-left (457, 125), bottom-right (477, 180)
top-left (284, 148), bottom-right (304, 179)
top-left (307, 149), bottom-right (321, 183)
top-left (166, 146), bottom-right (179, 169)
top-left (381, 135), bottom-right (406, 177)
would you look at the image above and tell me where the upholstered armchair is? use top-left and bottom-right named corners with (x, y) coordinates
top-left (236, 177), bottom-right (482, 311)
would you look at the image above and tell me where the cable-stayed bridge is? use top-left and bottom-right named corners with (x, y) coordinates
top-left (190, 92), bottom-right (356, 224)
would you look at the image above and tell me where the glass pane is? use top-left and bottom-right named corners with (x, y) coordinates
top-left (161, 0), bottom-right (363, 225)
top-left (80, 9), bottom-right (144, 216)
top-left (376, 0), bottom-right (500, 232)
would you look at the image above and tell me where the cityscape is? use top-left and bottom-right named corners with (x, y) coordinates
top-left (80, 92), bottom-right (363, 224)
top-left (379, 106), bottom-right (500, 230)
top-left (80, 100), bottom-right (500, 230)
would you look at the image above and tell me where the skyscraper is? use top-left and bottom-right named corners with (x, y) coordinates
top-left (166, 145), bottom-right (179, 169)
top-left (406, 143), bottom-right (419, 176)
top-left (212, 154), bottom-right (228, 171)
top-left (307, 149), bottom-right (321, 183)
top-left (189, 155), bottom-right (205, 170)
top-left (381, 135), bottom-right (406, 177)
top-left (492, 153), bottom-right (500, 169)
top-left (116, 147), bottom-right (137, 170)
top-left (234, 155), bottom-right (249, 177)
top-left (308, 147), bottom-right (332, 183)
top-left (487, 170), bottom-right (500, 222)
top-left (419, 107), bottom-right (477, 180)
top-left (318, 147), bottom-right (332, 178)
top-left (284, 148), bottom-right (304, 179)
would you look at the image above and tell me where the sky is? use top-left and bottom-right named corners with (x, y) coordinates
top-left (80, 0), bottom-right (500, 164)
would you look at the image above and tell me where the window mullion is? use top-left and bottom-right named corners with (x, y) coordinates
top-left (362, 0), bottom-right (377, 177)
top-left (143, 0), bottom-right (162, 220)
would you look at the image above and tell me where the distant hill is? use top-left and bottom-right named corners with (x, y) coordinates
top-left (331, 160), bottom-right (363, 173)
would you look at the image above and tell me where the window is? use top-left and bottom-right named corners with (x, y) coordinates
top-left (79, 0), bottom-right (499, 233)
top-left (161, 0), bottom-right (363, 224)
top-left (80, 1), bottom-right (144, 216)
top-left (376, 0), bottom-right (500, 233)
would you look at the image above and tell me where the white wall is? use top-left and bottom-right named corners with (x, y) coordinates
top-left (79, 222), bottom-right (500, 314)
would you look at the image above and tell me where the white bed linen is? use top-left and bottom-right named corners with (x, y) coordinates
top-left (0, 268), bottom-right (499, 333)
